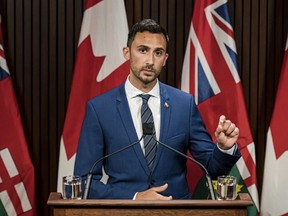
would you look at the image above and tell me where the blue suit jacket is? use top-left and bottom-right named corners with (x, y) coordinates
top-left (74, 82), bottom-right (241, 199)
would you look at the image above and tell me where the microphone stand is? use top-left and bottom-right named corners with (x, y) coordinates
top-left (83, 136), bottom-right (144, 199)
top-left (142, 122), bottom-right (215, 200)
top-left (154, 137), bottom-right (216, 200)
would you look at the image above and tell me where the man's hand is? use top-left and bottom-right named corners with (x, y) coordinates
top-left (135, 184), bottom-right (172, 200)
top-left (215, 115), bottom-right (239, 150)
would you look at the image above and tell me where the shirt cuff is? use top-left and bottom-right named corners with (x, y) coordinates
top-left (217, 143), bottom-right (237, 155)
top-left (133, 192), bottom-right (138, 200)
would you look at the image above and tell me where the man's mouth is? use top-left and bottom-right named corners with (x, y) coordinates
top-left (142, 68), bottom-right (155, 73)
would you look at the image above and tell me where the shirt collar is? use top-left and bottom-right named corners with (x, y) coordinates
top-left (125, 76), bottom-right (160, 99)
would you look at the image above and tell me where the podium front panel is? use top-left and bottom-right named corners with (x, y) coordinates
top-left (48, 192), bottom-right (252, 216)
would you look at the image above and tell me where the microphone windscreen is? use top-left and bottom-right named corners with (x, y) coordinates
top-left (143, 123), bottom-right (154, 135)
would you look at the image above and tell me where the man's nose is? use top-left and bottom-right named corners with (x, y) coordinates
top-left (146, 52), bottom-right (154, 65)
top-left (145, 63), bottom-right (154, 70)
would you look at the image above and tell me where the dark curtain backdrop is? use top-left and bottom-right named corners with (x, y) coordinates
top-left (0, 0), bottom-right (287, 215)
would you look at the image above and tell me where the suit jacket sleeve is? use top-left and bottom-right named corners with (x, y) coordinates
top-left (187, 95), bottom-right (241, 179)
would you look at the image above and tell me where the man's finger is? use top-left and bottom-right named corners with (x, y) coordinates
top-left (152, 183), bottom-right (168, 193)
top-left (219, 115), bottom-right (226, 126)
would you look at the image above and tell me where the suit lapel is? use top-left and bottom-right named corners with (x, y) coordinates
top-left (116, 84), bottom-right (151, 176)
top-left (159, 84), bottom-right (171, 141)
top-left (152, 83), bottom-right (171, 172)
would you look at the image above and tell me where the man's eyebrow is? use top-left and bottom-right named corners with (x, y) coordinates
top-left (136, 45), bottom-right (149, 48)
top-left (136, 45), bottom-right (166, 52)
top-left (155, 47), bottom-right (165, 51)
top-left (155, 47), bottom-right (166, 51)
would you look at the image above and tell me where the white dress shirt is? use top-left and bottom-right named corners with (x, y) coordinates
top-left (125, 77), bottom-right (160, 154)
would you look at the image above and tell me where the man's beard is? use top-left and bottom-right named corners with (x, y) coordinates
top-left (136, 69), bottom-right (157, 85)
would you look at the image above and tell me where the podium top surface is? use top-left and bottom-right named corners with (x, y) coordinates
top-left (47, 192), bottom-right (253, 207)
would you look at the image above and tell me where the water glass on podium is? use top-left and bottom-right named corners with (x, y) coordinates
top-left (216, 175), bottom-right (237, 200)
top-left (62, 175), bottom-right (82, 199)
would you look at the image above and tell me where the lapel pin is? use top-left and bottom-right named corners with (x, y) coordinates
top-left (164, 102), bottom-right (169, 108)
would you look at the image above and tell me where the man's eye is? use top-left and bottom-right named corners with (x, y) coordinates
top-left (155, 51), bottom-right (164, 56)
top-left (139, 48), bottom-right (147, 53)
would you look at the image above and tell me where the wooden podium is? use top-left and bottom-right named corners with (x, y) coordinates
top-left (47, 192), bottom-right (253, 216)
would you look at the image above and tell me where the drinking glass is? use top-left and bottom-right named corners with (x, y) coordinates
top-left (216, 175), bottom-right (237, 200)
top-left (62, 175), bottom-right (82, 199)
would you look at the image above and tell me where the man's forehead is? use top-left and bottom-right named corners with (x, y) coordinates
top-left (133, 32), bottom-right (167, 49)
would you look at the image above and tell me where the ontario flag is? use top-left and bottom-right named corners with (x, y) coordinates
top-left (261, 35), bottom-right (288, 216)
top-left (0, 15), bottom-right (36, 215)
top-left (181, 0), bottom-right (259, 214)
top-left (57, 0), bottom-right (129, 191)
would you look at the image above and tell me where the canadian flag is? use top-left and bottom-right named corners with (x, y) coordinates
top-left (0, 14), bottom-right (36, 215)
top-left (57, 0), bottom-right (129, 191)
top-left (181, 0), bottom-right (259, 214)
top-left (261, 35), bottom-right (288, 216)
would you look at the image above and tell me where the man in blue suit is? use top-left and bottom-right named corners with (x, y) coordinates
top-left (74, 19), bottom-right (241, 200)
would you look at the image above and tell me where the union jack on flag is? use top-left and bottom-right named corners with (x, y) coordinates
top-left (181, 0), bottom-right (259, 215)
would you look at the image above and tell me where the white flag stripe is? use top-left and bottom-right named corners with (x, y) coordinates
top-left (247, 184), bottom-right (259, 209)
top-left (78, 0), bottom-right (128, 82)
top-left (247, 142), bottom-right (257, 165)
top-left (57, 137), bottom-right (76, 192)
top-left (261, 129), bottom-right (288, 215)
top-left (0, 148), bottom-right (19, 178)
top-left (236, 157), bottom-right (250, 180)
top-left (181, 26), bottom-right (192, 94)
top-left (0, 191), bottom-right (16, 216)
top-left (14, 182), bottom-right (32, 212)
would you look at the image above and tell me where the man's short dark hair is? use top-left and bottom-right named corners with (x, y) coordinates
top-left (127, 19), bottom-right (169, 50)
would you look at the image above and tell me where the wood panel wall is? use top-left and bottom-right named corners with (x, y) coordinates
top-left (0, 0), bottom-right (287, 215)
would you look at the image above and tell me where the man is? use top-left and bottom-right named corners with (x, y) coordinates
top-left (74, 19), bottom-right (241, 200)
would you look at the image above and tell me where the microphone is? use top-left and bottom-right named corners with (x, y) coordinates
top-left (82, 135), bottom-right (144, 199)
top-left (142, 122), bottom-right (216, 200)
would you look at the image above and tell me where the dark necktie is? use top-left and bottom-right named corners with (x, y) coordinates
top-left (140, 94), bottom-right (157, 170)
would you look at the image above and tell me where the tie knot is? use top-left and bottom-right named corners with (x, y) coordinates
top-left (140, 94), bottom-right (151, 103)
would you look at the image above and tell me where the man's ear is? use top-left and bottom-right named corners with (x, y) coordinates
top-left (123, 47), bottom-right (130, 60)
top-left (163, 53), bottom-right (169, 67)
